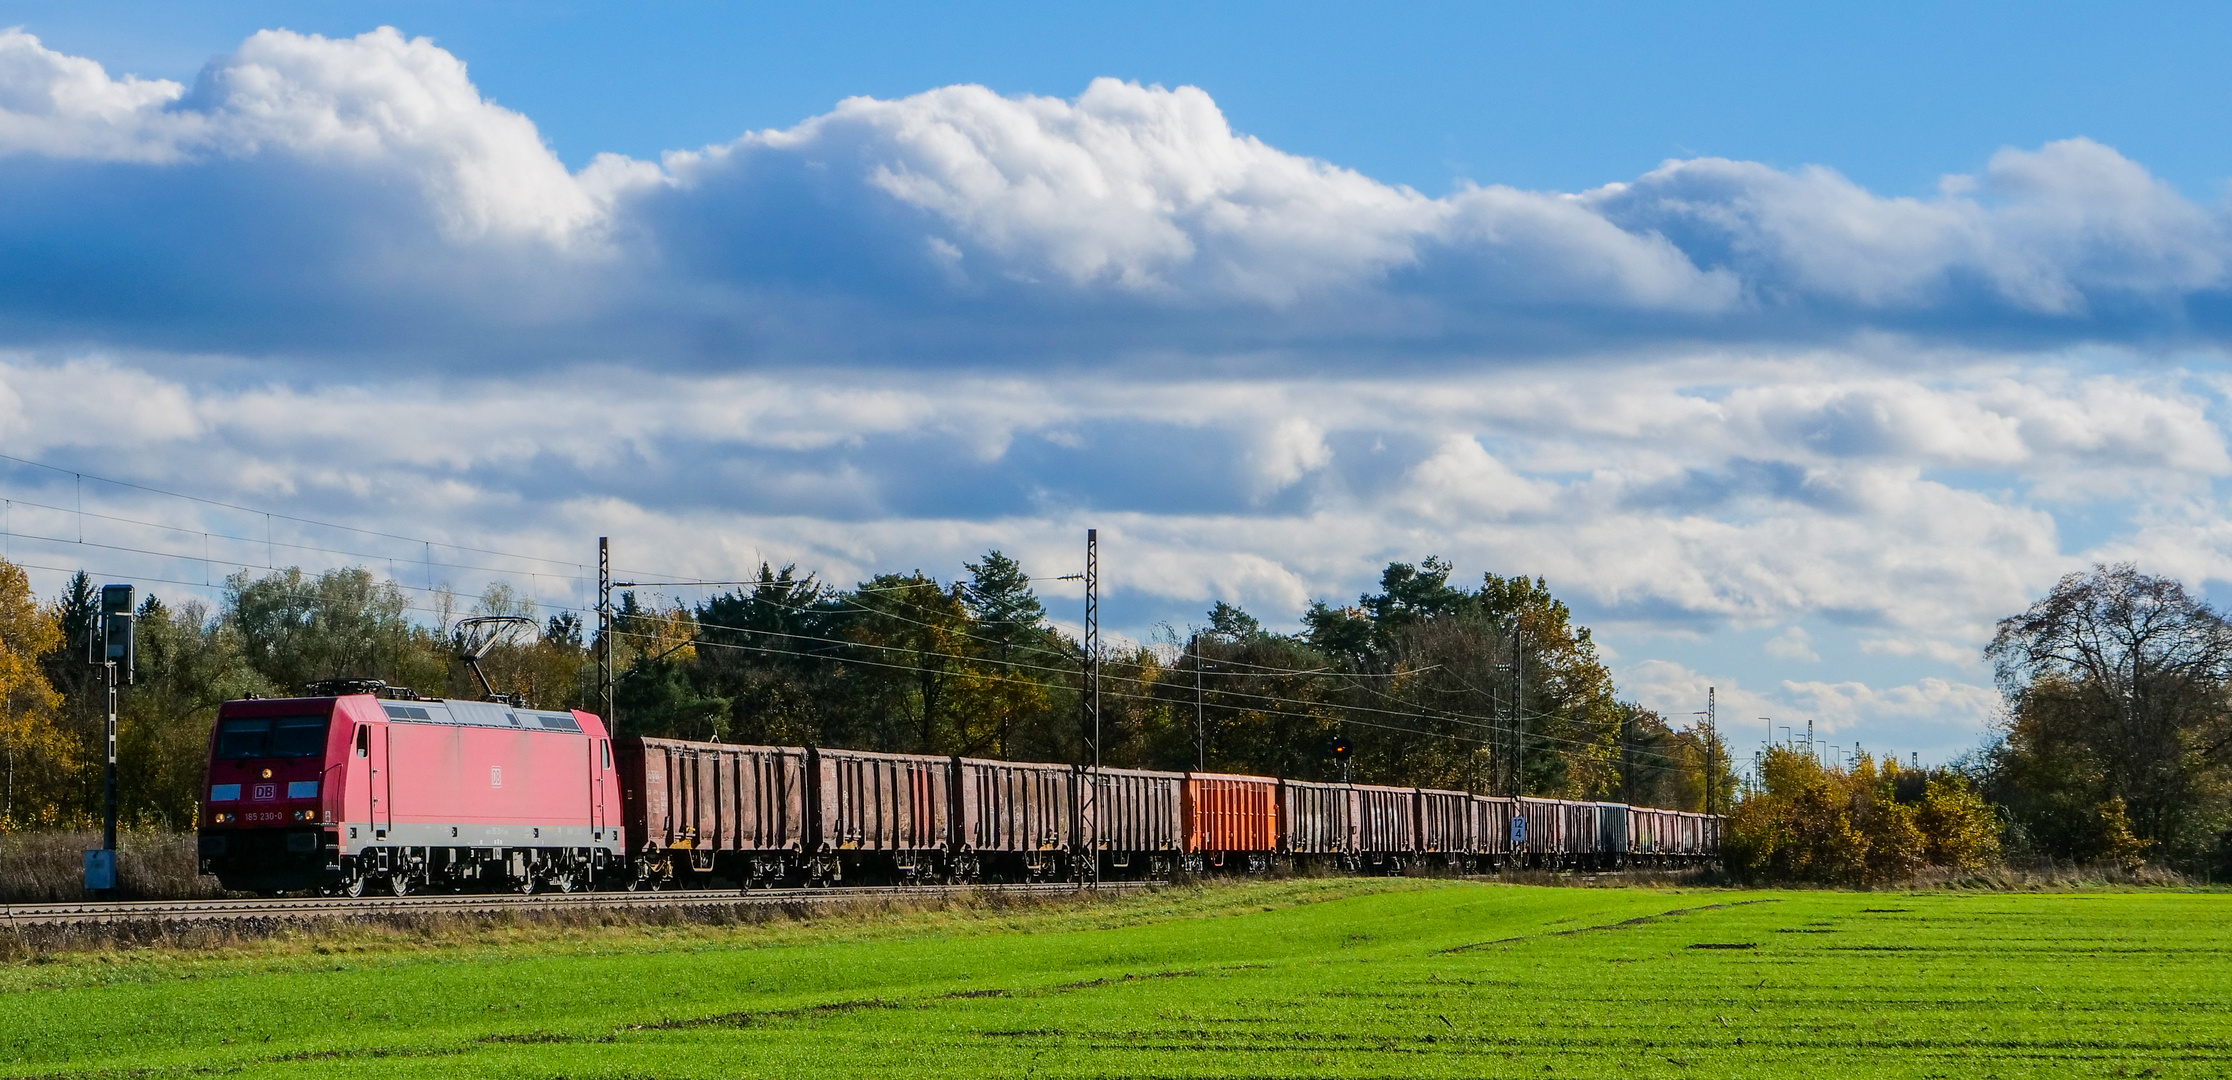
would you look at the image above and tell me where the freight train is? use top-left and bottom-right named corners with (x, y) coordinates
top-left (195, 689), bottom-right (1722, 896)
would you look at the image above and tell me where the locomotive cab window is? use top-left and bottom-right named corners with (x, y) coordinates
top-left (355, 725), bottom-right (369, 758)
top-left (215, 715), bottom-right (331, 760)
top-left (601, 739), bottom-right (611, 770)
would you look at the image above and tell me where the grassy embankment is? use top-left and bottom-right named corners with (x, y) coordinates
top-left (2, 878), bottom-right (2227, 1078)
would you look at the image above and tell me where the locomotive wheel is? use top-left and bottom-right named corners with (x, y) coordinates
top-left (340, 875), bottom-right (367, 898)
top-left (516, 874), bottom-right (538, 896)
top-left (387, 872), bottom-right (412, 897)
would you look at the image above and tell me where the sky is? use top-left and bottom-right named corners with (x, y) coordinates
top-left (2, 2), bottom-right (2230, 766)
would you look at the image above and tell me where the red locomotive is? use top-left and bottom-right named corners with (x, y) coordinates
top-left (197, 684), bottom-right (622, 896)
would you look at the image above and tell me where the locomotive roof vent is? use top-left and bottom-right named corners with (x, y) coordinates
top-left (303, 678), bottom-right (422, 700)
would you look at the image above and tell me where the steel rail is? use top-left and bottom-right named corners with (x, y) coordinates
top-left (0, 880), bottom-right (1152, 928)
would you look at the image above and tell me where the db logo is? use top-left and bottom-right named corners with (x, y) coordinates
top-left (253, 784), bottom-right (276, 800)
top-left (490, 766), bottom-right (502, 788)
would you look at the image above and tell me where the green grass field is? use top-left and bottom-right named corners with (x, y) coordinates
top-left (2, 879), bottom-right (2227, 1078)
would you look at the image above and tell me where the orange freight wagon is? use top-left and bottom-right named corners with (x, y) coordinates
top-left (1183, 771), bottom-right (1277, 868)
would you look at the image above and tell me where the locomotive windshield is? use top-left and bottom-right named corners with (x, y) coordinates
top-left (215, 716), bottom-right (330, 759)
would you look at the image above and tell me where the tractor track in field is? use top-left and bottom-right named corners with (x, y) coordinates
top-left (0, 880), bottom-right (1153, 927)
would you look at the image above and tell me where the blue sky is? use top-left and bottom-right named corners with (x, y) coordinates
top-left (2, 3), bottom-right (2231, 765)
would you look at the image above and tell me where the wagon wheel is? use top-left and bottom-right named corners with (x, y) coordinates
top-left (515, 872), bottom-right (538, 896)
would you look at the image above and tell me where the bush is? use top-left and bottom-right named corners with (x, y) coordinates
top-left (1726, 748), bottom-right (2004, 886)
top-left (1916, 777), bottom-right (2004, 871)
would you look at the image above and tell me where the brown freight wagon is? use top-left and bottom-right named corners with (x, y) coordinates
top-left (1086, 766), bottom-right (1185, 878)
top-left (1680, 812), bottom-right (1723, 863)
top-left (1628, 806), bottom-right (1667, 864)
top-left (1352, 784), bottom-right (1417, 872)
top-left (1470, 795), bottom-right (1516, 866)
top-left (810, 746), bottom-right (953, 883)
top-left (616, 738), bottom-right (807, 888)
top-left (1561, 801), bottom-right (1601, 868)
top-left (1279, 778), bottom-right (1355, 868)
top-left (1184, 771), bottom-right (1278, 872)
top-left (1416, 788), bottom-right (1473, 868)
top-left (953, 757), bottom-right (1073, 882)
top-left (1513, 796), bottom-right (1564, 866)
top-left (1588, 802), bottom-right (1628, 870)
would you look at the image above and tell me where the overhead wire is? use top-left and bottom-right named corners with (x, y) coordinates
top-left (628, 613), bottom-right (1705, 768)
top-left (0, 522), bottom-right (1705, 771)
top-left (0, 505), bottom-right (1695, 766)
top-left (615, 625), bottom-right (1706, 769)
top-left (0, 451), bottom-right (1712, 770)
top-left (0, 452), bottom-right (585, 571)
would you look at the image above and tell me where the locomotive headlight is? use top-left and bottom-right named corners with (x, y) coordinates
top-left (213, 812), bottom-right (231, 823)
top-left (260, 768), bottom-right (273, 779)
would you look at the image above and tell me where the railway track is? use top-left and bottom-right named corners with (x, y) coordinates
top-left (0, 880), bottom-right (1152, 927)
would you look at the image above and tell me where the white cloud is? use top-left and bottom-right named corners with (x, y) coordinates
top-left (1586, 138), bottom-right (2227, 314)
top-left (0, 28), bottom-right (185, 160)
top-left (0, 31), bottom-right (2225, 361)
top-left (0, 27), bottom-right (597, 241)
top-left (1248, 416), bottom-right (1334, 495)
top-left (1780, 676), bottom-right (2001, 740)
top-left (1400, 436), bottom-right (1557, 520)
top-left (1763, 626), bottom-right (1819, 662)
top-left (3, 349), bottom-right (2201, 641)
top-left (1860, 636), bottom-right (1980, 666)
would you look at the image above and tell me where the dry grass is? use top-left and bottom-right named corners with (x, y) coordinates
top-left (0, 882), bottom-right (1131, 963)
top-left (0, 828), bottom-right (227, 903)
top-left (1898, 858), bottom-right (2200, 890)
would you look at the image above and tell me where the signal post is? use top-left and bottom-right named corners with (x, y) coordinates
top-left (85, 583), bottom-right (135, 897)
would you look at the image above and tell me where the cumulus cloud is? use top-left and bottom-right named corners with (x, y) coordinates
top-left (0, 350), bottom-right (2206, 632)
top-left (0, 28), bottom-right (185, 160)
top-left (0, 29), bottom-right (2226, 363)
top-left (1400, 436), bottom-right (1557, 520)
top-left (0, 26), bottom-right (593, 239)
top-left (1586, 139), bottom-right (2227, 316)
top-left (1763, 626), bottom-right (1819, 662)
top-left (1780, 677), bottom-right (2001, 739)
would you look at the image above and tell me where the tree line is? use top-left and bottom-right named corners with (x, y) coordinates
top-left (0, 554), bottom-right (1734, 830)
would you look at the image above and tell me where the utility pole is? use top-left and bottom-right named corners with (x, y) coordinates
top-left (1703, 686), bottom-right (1717, 817)
top-left (1618, 703), bottom-right (1634, 805)
top-left (1083, 529), bottom-right (1100, 886)
top-left (1085, 528), bottom-right (1099, 773)
top-left (598, 537), bottom-right (613, 731)
top-left (1507, 620), bottom-right (1525, 797)
top-left (1193, 634), bottom-right (1205, 771)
